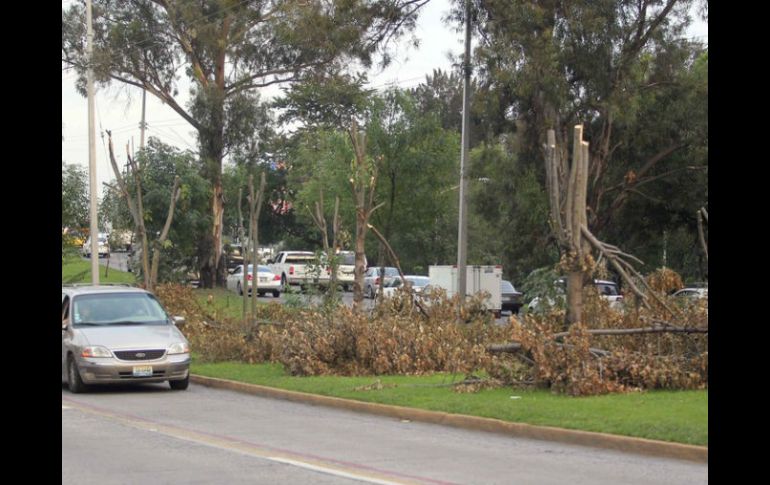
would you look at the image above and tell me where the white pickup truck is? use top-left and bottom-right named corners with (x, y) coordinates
top-left (267, 251), bottom-right (330, 289)
top-left (428, 265), bottom-right (503, 317)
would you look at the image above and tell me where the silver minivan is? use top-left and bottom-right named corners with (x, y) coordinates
top-left (61, 285), bottom-right (191, 393)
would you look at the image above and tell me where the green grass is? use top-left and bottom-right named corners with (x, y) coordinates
top-left (191, 361), bottom-right (708, 446)
top-left (62, 256), bottom-right (136, 284)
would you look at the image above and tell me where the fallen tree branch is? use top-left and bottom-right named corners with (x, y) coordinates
top-left (487, 342), bottom-right (611, 358)
top-left (367, 223), bottom-right (430, 318)
top-left (551, 325), bottom-right (708, 339)
top-left (581, 225), bottom-right (681, 320)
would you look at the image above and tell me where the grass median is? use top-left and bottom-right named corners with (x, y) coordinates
top-left (191, 360), bottom-right (707, 446)
top-left (62, 255), bottom-right (136, 284)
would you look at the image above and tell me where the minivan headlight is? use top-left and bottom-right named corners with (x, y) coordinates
top-left (168, 342), bottom-right (190, 355)
top-left (81, 346), bottom-right (113, 358)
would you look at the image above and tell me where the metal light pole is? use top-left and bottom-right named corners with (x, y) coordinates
top-left (456, 0), bottom-right (472, 311)
top-left (87, 0), bottom-right (99, 285)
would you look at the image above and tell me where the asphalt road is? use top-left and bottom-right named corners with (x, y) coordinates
top-left (62, 384), bottom-right (707, 485)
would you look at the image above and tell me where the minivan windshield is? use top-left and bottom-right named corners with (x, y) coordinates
top-left (72, 293), bottom-right (169, 326)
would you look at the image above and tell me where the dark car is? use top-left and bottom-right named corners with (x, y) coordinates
top-left (501, 280), bottom-right (523, 314)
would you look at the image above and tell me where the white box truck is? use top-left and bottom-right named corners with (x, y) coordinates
top-left (428, 265), bottom-right (503, 316)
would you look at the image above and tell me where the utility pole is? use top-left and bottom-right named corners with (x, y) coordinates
top-left (456, 0), bottom-right (472, 314)
top-left (139, 88), bottom-right (147, 151)
top-left (87, 0), bottom-right (99, 285)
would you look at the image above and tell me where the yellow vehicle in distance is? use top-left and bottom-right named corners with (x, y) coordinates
top-left (62, 228), bottom-right (87, 248)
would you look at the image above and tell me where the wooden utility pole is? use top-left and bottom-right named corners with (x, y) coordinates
top-left (86, 0), bottom-right (99, 285)
top-left (456, 0), bottom-right (472, 312)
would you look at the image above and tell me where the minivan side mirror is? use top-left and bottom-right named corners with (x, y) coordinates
top-left (172, 316), bottom-right (186, 326)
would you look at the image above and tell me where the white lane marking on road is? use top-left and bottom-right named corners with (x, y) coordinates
top-left (268, 457), bottom-right (403, 485)
top-left (62, 405), bottom-right (71, 409)
top-left (62, 399), bottom-right (423, 485)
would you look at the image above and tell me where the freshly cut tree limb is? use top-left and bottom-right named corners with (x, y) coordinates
top-left (366, 223), bottom-right (430, 318)
top-left (106, 131), bottom-right (150, 288)
top-left (580, 225), bottom-right (681, 319)
top-left (544, 130), bottom-right (564, 239)
top-left (149, 175), bottom-right (181, 289)
top-left (307, 189), bottom-right (342, 300)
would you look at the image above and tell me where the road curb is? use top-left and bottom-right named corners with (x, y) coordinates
top-left (190, 374), bottom-right (707, 463)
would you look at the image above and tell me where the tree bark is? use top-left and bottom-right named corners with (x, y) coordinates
top-left (149, 176), bottom-right (181, 290)
top-left (237, 187), bottom-right (249, 318)
top-left (349, 121), bottom-right (383, 310)
top-left (198, 92), bottom-right (226, 289)
top-left (106, 131), bottom-right (150, 288)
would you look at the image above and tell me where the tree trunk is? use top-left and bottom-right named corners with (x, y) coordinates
top-left (149, 176), bottom-right (181, 290)
top-left (198, 90), bottom-right (226, 288)
top-left (248, 172), bottom-right (266, 319)
top-left (353, 205), bottom-right (368, 308)
top-left (348, 120), bottom-right (382, 310)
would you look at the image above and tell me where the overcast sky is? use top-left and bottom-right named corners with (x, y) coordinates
top-left (61, 0), bottom-right (706, 192)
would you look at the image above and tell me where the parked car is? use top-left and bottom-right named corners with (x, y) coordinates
top-left (82, 233), bottom-right (110, 258)
top-left (672, 287), bottom-right (708, 300)
top-left (61, 285), bottom-right (191, 393)
top-left (335, 250), bottom-right (366, 292)
top-left (528, 278), bottom-right (623, 313)
top-left (224, 243), bottom-right (246, 271)
top-left (226, 264), bottom-right (281, 297)
top-left (380, 275), bottom-right (431, 298)
top-left (363, 266), bottom-right (400, 299)
top-left (268, 251), bottom-right (330, 289)
top-left (501, 280), bottom-right (524, 315)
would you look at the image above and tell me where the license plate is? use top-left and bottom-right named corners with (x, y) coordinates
top-left (133, 365), bottom-right (153, 377)
top-left (259, 277), bottom-right (269, 283)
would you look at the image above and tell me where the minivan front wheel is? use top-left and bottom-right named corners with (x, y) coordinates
top-left (169, 375), bottom-right (189, 390)
top-left (68, 357), bottom-right (87, 394)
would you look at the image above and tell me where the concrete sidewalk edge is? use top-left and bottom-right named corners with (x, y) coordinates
top-left (190, 374), bottom-right (707, 463)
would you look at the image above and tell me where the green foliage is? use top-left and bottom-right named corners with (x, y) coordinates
top-left (61, 162), bottom-right (89, 230)
top-left (466, 140), bottom-right (557, 282)
top-left (63, 0), bottom-right (430, 285)
top-left (520, 266), bottom-right (561, 305)
top-left (283, 89), bottom-right (461, 273)
top-left (106, 138), bottom-right (210, 284)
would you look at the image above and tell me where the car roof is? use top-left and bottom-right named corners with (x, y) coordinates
top-left (62, 285), bottom-right (147, 297)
